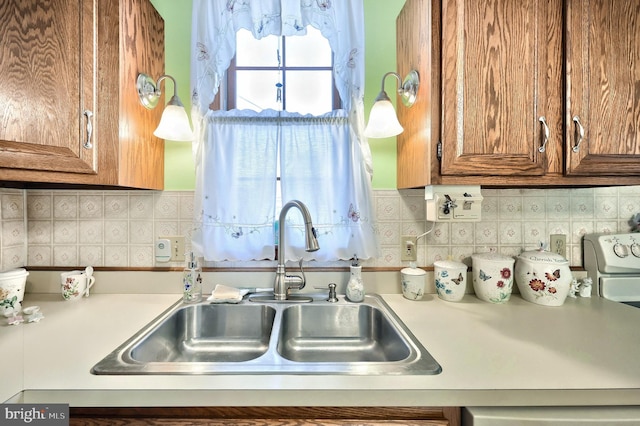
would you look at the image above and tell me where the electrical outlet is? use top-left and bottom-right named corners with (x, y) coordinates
top-left (400, 235), bottom-right (418, 262)
top-left (169, 236), bottom-right (185, 262)
top-left (550, 234), bottom-right (567, 258)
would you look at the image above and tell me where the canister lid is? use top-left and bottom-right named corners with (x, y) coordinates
top-left (400, 265), bottom-right (426, 276)
top-left (518, 248), bottom-right (568, 265)
top-left (433, 260), bottom-right (467, 270)
top-left (471, 252), bottom-right (515, 263)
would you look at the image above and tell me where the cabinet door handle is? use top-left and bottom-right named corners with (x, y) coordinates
top-left (538, 116), bottom-right (549, 153)
top-left (572, 115), bottom-right (584, 153)
top-left (83, 110), bottom-right (94, 149)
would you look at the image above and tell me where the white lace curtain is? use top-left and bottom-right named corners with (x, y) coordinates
top-left (190, 0), bottom-right (379, 262)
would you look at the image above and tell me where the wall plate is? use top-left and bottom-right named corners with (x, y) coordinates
top-left (401, 235), bottom-right (418, 262)
top-left (169, 236), bottom-right (185, 262)
top-left (550, 234), bottom-right (567, 258)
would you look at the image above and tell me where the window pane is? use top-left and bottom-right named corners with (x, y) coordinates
top-left (236, 70), bottom-right (283, 111)
top-left (286, 27), bottom-right (332, 67)
top-left (235, 29), bottom-right (280, 67)
top-left (286, 70), bottom-right (333, 115)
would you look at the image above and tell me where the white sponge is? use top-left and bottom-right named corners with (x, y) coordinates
top-left (207, 284), bottom-right (246, 303)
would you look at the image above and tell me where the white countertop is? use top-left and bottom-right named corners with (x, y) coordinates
top-left (4, 291), bottom-right (640, 408)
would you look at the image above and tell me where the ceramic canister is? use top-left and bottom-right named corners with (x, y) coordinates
top-left (433, 260), bottom-right (467, 302)
top-left (471, 253), bottom-right (516, 304)
top-left (400, 264), bottom-right (426, 300)
top-left (515, 248), bottom-right (572, 306)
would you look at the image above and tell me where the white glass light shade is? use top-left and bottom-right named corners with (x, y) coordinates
top-left (153, 104), bottom-right (194, 141)
top-left (364, 99), bottom-right (404, 138)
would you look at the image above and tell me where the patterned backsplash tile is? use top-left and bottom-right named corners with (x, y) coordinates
top-left (1, 186), bottom-right (639, 270)
top-left (0, 188), bottom-right (27, 270)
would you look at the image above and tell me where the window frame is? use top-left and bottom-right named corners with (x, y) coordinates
top-left (220, 32), bottom-right (341, 112)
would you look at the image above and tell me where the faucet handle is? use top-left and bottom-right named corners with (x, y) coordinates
top-left (283, 258), bottom-right (307, 294)
top-left (297, 258), bottom-right (306, 285)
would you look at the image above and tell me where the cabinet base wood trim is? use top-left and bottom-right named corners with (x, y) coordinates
top-left (70, 419), bottom-right (449, 426)
top-left (70, 407), bottom-right (460, 426)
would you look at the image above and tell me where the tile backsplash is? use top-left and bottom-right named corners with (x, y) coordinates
top-left (1, 186), bottom-right (639, 270)
top-left (0, 188), bottom-right (27, 270)
top-left (23, 190), bottom-right (194, 269)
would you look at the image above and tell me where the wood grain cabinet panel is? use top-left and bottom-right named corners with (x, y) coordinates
top-left (565, 0), bottom-right (640, 176)
top-left (69, 406), bottom-right (461, 426)
top-left (0, 0), bottom-right (164, 189)
top-left (397, 0), bottom-right (640, 188)
top-left (0, 1), bottom-right (96, 175)
top-left (439, 0), bottom-right (561, 178)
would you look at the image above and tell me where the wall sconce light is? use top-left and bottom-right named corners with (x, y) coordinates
top-left (137, 73), bottom-right (194, 142)
top-left (364, 70), bottom-right (419, 139)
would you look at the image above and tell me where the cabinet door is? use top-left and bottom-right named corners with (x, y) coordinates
top-left (440, 0), bottom-right (562, 177)
top-left (0, 0), bottom-right (97, 175)
top-left (566, 0), bottom-right (640, 176)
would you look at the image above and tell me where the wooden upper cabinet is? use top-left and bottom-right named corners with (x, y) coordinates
top-left (397, 0), bottom-right (439, 189)
top-left (0, 0), bottom-right (165, 189)
top-left (439, 0), bottom-right (563, 177)
top-left (0, 0), bottom-right (97, 175)
top-left (397, 0), bottom-right (640, 188)
top-left (565, 0), bottom-right (640, 176)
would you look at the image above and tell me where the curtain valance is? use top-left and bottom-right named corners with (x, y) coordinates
top-left (191, 0), bottom-right (365, 115)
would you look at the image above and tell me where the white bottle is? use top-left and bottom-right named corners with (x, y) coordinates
top-left (183, 252), bottom-right (202, 303)
top-left (346, 256), bottom-right (365, 303)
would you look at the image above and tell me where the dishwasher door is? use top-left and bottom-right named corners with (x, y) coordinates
top-left (463, 406), bottom-right (640, 425)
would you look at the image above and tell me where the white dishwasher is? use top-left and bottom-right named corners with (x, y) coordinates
top-left (463, 406), bottom-right (640, 425)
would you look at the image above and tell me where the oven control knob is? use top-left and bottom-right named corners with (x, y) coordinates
top-left (613, 242), bottom-right (629, 258)
top-left (631, 243), bottom-right (640, 258)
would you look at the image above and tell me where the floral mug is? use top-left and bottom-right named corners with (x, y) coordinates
top-left (60, 270), bottom-right (95, 301)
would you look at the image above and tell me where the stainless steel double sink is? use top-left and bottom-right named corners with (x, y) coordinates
top-left (91, 293), bottom-right (441, 375)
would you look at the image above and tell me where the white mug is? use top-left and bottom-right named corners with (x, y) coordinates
top-left (60, 270), bottom-right (95, 301)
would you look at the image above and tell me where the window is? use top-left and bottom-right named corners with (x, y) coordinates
top-left (222, 27), bottom-right (340, 114)
top-left (221, 27), bottom-right (342, 212)
top-left (191, 1), bottom-right (378, 262)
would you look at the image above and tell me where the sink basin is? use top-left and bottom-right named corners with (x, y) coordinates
top-left (129, 304), bottom-right (275, 363)
top-left (277, 304), bottom-right (410, 363)
top-left (92, 294), bottom-right (441, 375)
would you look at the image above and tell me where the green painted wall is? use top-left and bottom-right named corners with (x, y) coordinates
top-left (150, 0), bottom-right (405, 190)
top-left (150, 0), bottom-right (195, 190)
top-left (363, 0), bottom-right (406, 189)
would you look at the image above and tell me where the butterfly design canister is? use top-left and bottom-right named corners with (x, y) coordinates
top-left (434, 260), bottom-right (468, 302)
top-left (471, 253), bottom-right (516, 304)
top-left (515, 248), bottom-right (572, 306)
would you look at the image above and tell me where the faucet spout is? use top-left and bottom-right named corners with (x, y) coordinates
top-left (274, 200), bottom-right (320, 300)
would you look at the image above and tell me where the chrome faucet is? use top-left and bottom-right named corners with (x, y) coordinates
top-left (274, 200), bottom-right (320, 300)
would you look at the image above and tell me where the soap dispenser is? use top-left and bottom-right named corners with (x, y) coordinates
top-left (183, 252), bottom-right (202, 303)
top-left (345, 254), bottom-right (365, 303)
